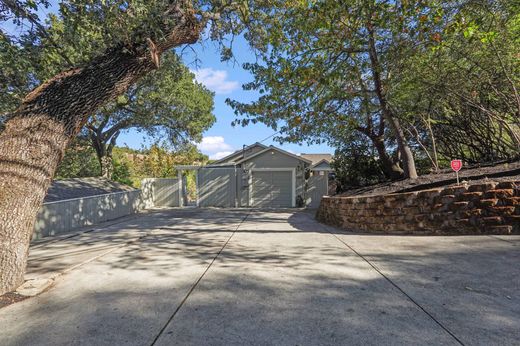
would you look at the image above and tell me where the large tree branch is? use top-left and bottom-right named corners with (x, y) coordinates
top-left (102, 118), bottom-right (133, 141)
top-left (155, 1), bottom-right (202, 52)
top-left (106, 131), bottom-right (120, 156)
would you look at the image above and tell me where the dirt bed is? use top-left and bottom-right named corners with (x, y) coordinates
top-left (0, 292), bottom-right (28, 309)
top-left (338, 161), bottom-right (520, 197)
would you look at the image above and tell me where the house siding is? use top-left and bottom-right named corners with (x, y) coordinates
top-left (243, 150), bottom-right (301, 169)
top-left (241, 150), bottom-right (308, 206)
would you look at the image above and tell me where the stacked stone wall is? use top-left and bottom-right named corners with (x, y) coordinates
top-left (316, 181), bottom-right (519, 235)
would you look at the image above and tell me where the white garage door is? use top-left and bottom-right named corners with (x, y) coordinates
top-left (251, 171), bottom-right (293, 207)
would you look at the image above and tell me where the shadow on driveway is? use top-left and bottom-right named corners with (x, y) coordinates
top-left (0, 208), bottom-right (518, 346)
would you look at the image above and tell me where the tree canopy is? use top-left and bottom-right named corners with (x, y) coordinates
top-left (86, 51), bottom-right (214, 177)
top-left (1, 3), bottom-right (215, 178)
top-left (0, 0), bottom-right (237, 294)
top-left (229, 0), bottom-right (520, 181)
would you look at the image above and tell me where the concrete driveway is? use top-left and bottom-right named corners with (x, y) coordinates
top-left (0, 208), bottom-right (518, 346)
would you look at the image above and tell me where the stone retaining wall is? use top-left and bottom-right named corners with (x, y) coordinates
top-left (316, 181), bottom-right (519, 235)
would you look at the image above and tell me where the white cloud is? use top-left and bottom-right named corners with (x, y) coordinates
top-left (211, 151), bottom-right (234, 160)
top-left (197, 136), bottom-right (233, 152)
top-left (285, 149), bottom-right (300, 156)
top-left (197, 136), bottom-right (235, 160)
top-left (191, 68), bottom-right (240, 94)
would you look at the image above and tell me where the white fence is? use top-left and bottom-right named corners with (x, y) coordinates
top-left (32, 173), bottom-right (327, 240)
top-left (33, 178), bottom-right (181, 240)
top-left (141, 178), bottom-right (180, 207)
top-left (33, 190), bottom-right (143, 240)
top-left (306, 175), bottom-right (328, 208)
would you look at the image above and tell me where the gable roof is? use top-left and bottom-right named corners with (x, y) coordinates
top-left (311, 159), bottom-right (333, 171)
top-left (212, 142), bottom-right (268, 164)
top-left (300, 153), bottom-right (333, 165)
top-left (235, 145), bottom-right (312, 164)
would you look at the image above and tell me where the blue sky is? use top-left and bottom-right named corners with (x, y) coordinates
top-left (119, 36), bottom-right (334, 159)
top-left (4, 1), bottom-right (334, 159)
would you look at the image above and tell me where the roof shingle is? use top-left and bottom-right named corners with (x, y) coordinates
top-left (300, 153), bottom-right (333, 165)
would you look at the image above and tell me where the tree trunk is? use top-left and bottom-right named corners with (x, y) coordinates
top-left (0, 7), bottom-right (200, 295)
top-left (386, 116), bottom-right (418, 179)
top-left (89, 129), bottom-right (106, 177)
top-left (371, 135), bottom-right (404, 180)
top-left (366, 15), bottom-right (418, 179)
top-left (90, 126), bottom-right (119, 179)
top-left (354, 107), bottom-right (403, 180)
top-left (100, 155), bottom-right (114, 179)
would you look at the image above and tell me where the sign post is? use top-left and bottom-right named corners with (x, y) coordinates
top-left (451, 159), bottom-right (462, 185)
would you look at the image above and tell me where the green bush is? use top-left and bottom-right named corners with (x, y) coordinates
top-left (332, 143), bottom-right (387, 191)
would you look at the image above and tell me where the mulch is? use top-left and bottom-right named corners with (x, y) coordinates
top-left (338, 160), bottom-right (520, 197)
top-left (0, 292), bottom-right (29, 309)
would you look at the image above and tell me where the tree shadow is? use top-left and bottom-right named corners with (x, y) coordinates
top-left (7, 208), bottom-right (519, 346)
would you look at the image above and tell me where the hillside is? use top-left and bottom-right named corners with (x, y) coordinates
top-left (339, 161), bottom-right (520, 197)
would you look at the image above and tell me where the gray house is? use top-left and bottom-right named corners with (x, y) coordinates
top-left (300, 153), bottom-right (334, 176)
top-left (177, 143), bottom-right (330, 208)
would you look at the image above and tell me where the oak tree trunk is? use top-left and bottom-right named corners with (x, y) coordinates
top-left (0, 7), bottom-right (200, 295)
top-left (89, 128), bottom-right (118, 179)
top-left (0, 51), bottom-right (153, 295)
top-left (100, 155), bottom-right (114, 179)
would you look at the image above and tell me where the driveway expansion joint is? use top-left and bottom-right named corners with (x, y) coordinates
top-left (150, 211), bottom-right (251, 346)
top-left (486, 234), bottom-right (518, 246)
top-left (329, 232), bottom-right (465, 346)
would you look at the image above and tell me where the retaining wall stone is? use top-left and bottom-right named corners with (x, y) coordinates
top-left (316, 180), bottom-right (520, 235)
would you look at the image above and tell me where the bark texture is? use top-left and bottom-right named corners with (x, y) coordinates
top-left (366, 15), bottom-right (418, 179)
top-left (88, 122), bottom-right (119, 179)
top-left (0, 5), bottom-right (201, 295)
top-left (371, 135), bottom-right (404, 179)
top-left (356, 114), bottom-right (404, 180)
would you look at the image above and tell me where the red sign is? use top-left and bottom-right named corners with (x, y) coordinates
top-left (451, 160), bottom-right (462, 172)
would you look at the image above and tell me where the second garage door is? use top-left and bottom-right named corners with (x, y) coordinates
top-left (251, 170), bottom-right (293, 207)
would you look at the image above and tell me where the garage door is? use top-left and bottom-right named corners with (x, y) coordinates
top-left (251, 171), bottom-right (293, 207)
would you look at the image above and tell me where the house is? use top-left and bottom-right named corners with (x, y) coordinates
top-left (207, 143), bottom-right (312, 208)
top-left (177, 143), bottom-right (331, 208)
top-left (300, 153), bottom-right (334, 176)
